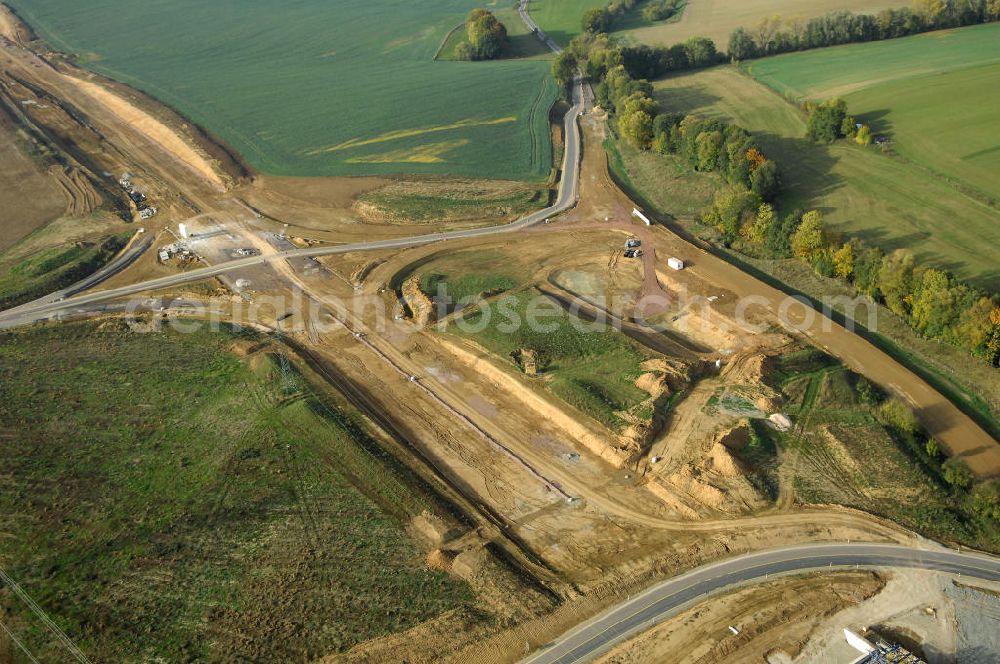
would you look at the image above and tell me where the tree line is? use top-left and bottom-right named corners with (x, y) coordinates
top-left (553, 32), bottom-right (1000, 366)
top-left (582, 0), bottom-right (639, 34)
top-left (584, 0), bottom-right (685, 34)
top-left (552, 32), bottom-right (721, 97)
top-left (577, 1), bottom-right (1000, 69)
top-left (700, 100), bottom-right (999, 366)
top-left (456, 8), bottom-right (507, 61)
top-left (729, 0), bottom-right (1000, 60)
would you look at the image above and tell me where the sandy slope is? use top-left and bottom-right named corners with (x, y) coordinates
top-left (62, 75), bottom-right (225, 191)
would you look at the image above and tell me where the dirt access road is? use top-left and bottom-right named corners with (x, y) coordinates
top-left (1, 0), bottom-right (994, 474)
top-left (3, 102), bottom-right (998, 476)
top-left (538, 113), bottom-right (1000, 477)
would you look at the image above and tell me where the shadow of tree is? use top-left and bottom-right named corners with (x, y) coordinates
top-left (856, 108), bottom-right (894, 139)
top-left (652, 82), bottom-right (722, 115)
top-left (504, 32), bottom-right (552, 59)
top-left (754, 133), bottom-right (845, 207)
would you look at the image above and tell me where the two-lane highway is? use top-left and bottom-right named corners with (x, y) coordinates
top-left (523, 542), bottom-right (1000, 664)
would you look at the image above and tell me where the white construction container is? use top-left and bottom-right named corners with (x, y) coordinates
top-left (667, 257), bottom-right (685, 271)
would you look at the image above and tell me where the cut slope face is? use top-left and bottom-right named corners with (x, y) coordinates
top-left (5, 0), bottom-right (556, 179)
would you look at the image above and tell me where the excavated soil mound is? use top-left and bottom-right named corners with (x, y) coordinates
top-left (635, 371), bottom-right (668, 399)
top-left (425, 549), bottom-right (456, 571)
top-left (722, 351), bottom-right (773, 385)
top-left (705, 442), bottom-right (746, 478)
top-left (401, 276), bottom-right (434, 327)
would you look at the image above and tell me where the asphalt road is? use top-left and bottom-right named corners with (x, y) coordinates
top-left (522, 542), bottom-right (1000, 664)
top-left (0, 232), bottom-right (152, 321)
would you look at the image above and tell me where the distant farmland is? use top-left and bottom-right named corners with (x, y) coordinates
top-left (648, 63), bottom-right (1000, 291)
top-left (527, 0), bottom-right (606, 45)
top-left (744, 23), bottom-right (1000, 202)
top-left (7, 0), bottom-right (557, 179)
top-left (529, 0), bottom-right (899, 48)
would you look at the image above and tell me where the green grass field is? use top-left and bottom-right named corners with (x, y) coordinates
top-left (618, 0), bottom-right (900, 47)
top-left (358, 182), bottom-right (548, 224)
top-left (0, 323), bottom-right (471, 661)
top-left (453, 288), bottom-right (651, 429)
top-left (649, 65), bottom-right (1000, 291)
top-left (527, 0), bottom-right (606, 45)
top-left (7, 0), bottom-right (557, 180)
top-left (744, 23), bottom-right (1000, 202)
top-left (527, 0), bottom-right (689, 46)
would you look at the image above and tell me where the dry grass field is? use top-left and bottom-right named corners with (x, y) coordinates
top-left (619, 0), bottom-right (897, 46)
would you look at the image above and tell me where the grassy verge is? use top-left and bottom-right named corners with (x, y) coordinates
top-left (358, 186), bottom-right (548, 225)
top-left (0, 231), bottom-right (131, 309)
top-left (451, 288), bottom-right (650, 429)
top-left (0, 322), bottom-right (473, 661)
top-left (421, 272), bottom-right (518, 305)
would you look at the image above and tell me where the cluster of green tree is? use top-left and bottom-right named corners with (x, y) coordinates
top-left (583, 0), bottom-right (639, 34)
top-left (804, 98), bottom-right (874, 144)
top-left (456, 8), bottom-right (508, 61)
top-left (618, 39), bottom-right (722, 79)
top-left (728, 0), bottom-right (1000, 60)
top-left (553, 27), bottom-right (1000, 367)
top-left (786, 213), bottom-right (1000, 364)
top-left (695, 90), bottom-right (998, 364)
top-left (642, 0), bottom-right (684, 22)
top-left (551, 32), bottom-right (721, 97)
top-left (651, 114), bottom-right (781, 201)
top-left (878, 398), bottom-right (1000, 530)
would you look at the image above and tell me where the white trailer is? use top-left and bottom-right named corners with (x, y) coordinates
top-left (632, 207), bottom-right (651, 226)
top-left (667, 257), bottom-right (685, 271)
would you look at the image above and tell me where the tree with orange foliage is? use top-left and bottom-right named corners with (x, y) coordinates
top-left (745, 147), bottom-right (766, 171)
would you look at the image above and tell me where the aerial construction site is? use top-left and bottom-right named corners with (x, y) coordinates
top-left (0, 1), bottom-right (998, 663)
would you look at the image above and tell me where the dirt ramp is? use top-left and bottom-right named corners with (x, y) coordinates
top-left (50, 165), bottom-right (102, 216)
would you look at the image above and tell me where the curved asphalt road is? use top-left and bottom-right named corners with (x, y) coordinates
top-left (522, 543), bottom-right (1000, 664)
top-left (0, 232), bottom-right (152, 317)
top-left (0, 78), bottom-right (584, 329)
